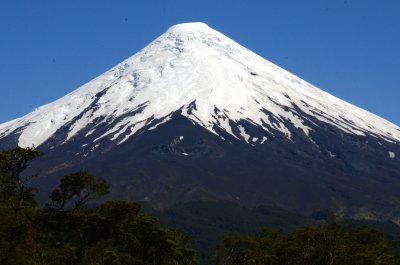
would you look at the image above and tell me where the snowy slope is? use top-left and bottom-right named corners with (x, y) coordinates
top-left (1, 22), bottom-right (399, 148)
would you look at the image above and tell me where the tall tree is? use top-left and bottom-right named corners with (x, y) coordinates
top-left (0, 146), bottom-right (43, 211)
top-left (0, 147), bottom-right (43, 264)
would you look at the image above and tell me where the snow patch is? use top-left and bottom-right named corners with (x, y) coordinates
top-left (260, 136), bottom-right (268, 144)
top-left (85, 129), bottom-right (96, 137)
top-left (238, 125), bottom-right (250, 143)
top-left (328, 151), bottom-right (336, 159)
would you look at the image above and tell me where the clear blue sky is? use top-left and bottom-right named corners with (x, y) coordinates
top-left (1, 0), bottom-right (399, 125)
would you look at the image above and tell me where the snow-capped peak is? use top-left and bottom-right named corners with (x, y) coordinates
top-left (166, 22), bottom-right (212, 33)
top-left (1, 22), bottom-right (399, 148)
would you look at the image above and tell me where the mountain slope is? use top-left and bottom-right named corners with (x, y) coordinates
top-left (0, 22), bottom-right (399, 222)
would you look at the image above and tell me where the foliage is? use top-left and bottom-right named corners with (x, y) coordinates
top-left (0, 147), bottom-right (43, 264)
top-left (213, 221), bottom-right (400, 265)
top-left (0, 147), bottom-right (199, 265)
top-left (46, 171), bottom-right (109, 211)
top-left (0, 146), bottom-right (43, 211)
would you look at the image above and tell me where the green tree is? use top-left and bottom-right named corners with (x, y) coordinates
top-left (0, 146), bottom-right (43, 211)
top-left (0, 147), bottom-right (43, 265)
top-left (46, 171), bottom-right (109, 212)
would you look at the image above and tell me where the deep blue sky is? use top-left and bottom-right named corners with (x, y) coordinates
top-left (1, 0), bottom-right (399, 125)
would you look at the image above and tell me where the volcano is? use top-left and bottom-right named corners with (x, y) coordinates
top-left (1, 22), bottom-right (399, 222)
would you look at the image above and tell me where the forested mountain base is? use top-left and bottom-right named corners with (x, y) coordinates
top-left (1, 147), bottom-right (399, 264)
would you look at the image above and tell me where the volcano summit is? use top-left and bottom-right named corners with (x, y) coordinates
top-left (1, 23), bottom-right (399, 222)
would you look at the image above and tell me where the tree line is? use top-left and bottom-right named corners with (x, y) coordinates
top-left (1, 147), bottom-right (400, 264)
